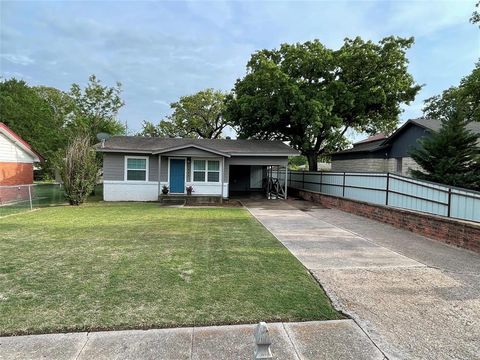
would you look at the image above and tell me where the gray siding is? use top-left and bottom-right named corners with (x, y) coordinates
top-left (225, 156), bottom-right (288, 182)
top-left (103, 153), bottom-right (158, 181)
top-left (389, 125), bottom-right (431, 158)
top-left (149, 155), bottom-right (158, 181)
top-left (103, 153), bottom-right (124, 180)
top-left (160, 148), bottom-right (220, 157)
top-left (160, 156), bottom-right (169, 182)
top-left (105, 153), bottom-right (289, 183)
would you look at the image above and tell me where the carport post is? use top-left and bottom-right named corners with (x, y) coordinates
top-left (284, 166), bottom-right (288, 199)
top-left (221, 157), bottom-right (225, 203)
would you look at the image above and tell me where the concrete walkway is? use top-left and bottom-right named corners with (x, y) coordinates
top-left (244, 199), bottom-right (480, 360)
top-left (0, 320), bottom-right (385, 360)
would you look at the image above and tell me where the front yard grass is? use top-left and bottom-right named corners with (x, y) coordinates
top-left (0, 202), bottom-right (341, 335)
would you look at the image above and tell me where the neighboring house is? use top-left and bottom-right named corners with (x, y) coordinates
top-left (331, 118), bottom-right (480, 175)
top-left (96, 137), bottom-right (298, 201)
top-left (0, 122), bottom-right (42, 186)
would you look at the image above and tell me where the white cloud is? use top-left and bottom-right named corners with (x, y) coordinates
top-left (1, 53), bottom-right (34, 65)
top-left (153, 99), bottom-right (170, 107)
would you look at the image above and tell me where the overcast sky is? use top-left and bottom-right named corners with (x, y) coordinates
top-left (1, 0), bottom-right (478, 138)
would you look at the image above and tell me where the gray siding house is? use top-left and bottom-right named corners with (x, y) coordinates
top-left (96, 137), bottom-right (298, 201)
top-left (331, 118), bottom-right (480, 175)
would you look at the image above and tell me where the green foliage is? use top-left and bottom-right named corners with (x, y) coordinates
top-left (0, 79), bottom-right (67, 174)
top-left (0, 75), bottom-right (125, 176)
top-left (33, 85), bottom-right (76, 125)
top-left (225, 37), bottom-right (421, 170)
top-left (423, 62), bottom-right (479, 123)
top-left (410, 115), bottom-right (480, 190)
top-left (138, 120), bottom-right (162, 137)
top-left (69, 75), bottom-right (125, 142)
top-left (288, 155), bottom-right (308, 170)
top-left (59, 135), bottom-right (99, 205)
top-left (412, 62), bottom-right (480, 190)
top-left (471, 1), bottom-right (480, 25)
top-left (138, 89), bottom-right (230, 138)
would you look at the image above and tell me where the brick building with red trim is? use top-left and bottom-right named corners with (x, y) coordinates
top-left (0, 122), bottom-right (42, 186)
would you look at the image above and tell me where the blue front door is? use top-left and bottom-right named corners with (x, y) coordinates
top-left (169, 159), bottom-right (185, 193)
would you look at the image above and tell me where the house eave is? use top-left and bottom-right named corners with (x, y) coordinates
top-left (230, 153), bottom-right (299, 157)
top-left (0, 123), bottom-right (43, 162)
top-left (152, 144), bottom-right (231, 157)
top-left (96, 148), bottom-right (154, 154)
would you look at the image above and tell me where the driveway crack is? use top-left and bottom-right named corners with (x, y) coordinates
top-left (74, 332), bottom-right (90, 360)
top-left (281, 322), bottom-right (302, 360)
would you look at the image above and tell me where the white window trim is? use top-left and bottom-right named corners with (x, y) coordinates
top-left (191, 158), bottom-right (221, 184)
top-left (124, 155), bottom-right (149, 182)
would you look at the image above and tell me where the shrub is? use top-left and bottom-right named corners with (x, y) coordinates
top-left (59, 135), bottom-right (98, 205)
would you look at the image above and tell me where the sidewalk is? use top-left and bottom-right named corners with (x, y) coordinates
top-left (0, 320), bottom-right (384, 360)
top-left (244, 198), bottom-right (480, 360)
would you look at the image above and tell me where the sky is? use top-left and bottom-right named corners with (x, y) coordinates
top-left (1, 0), bottom-right (479, 140)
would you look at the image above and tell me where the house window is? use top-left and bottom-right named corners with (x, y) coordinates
top-left (395, 157), bottom-right (403, 173)
top-left (126, 157), bottom-right (148, 181)
top-left (207, 160), bottom-right (220, 182)
top-left (193, 160), bottom-right (206, 181)
top-left (192, 159), bottom-right (220, 183)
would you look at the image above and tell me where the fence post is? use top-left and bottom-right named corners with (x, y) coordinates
top-left (302, 171), bottom-right (305, 190)
top-left (342, 172), bottom-right (346, 197)
top-left (319, 171), bottom-right (323, 193)
top-left (254, 322), bottom-right (273, 360)
top-left (447, 188), bottom-right (452, 217)
top-left (28, 185), bottom-right (33, 210)
top-left (385, 173), bottom-right (390, 206)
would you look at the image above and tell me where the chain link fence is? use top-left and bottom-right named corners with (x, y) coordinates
top-left (0, 183), bottom-right (66, 217)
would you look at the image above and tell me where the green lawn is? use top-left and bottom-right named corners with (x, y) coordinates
top-left (0, 202), bottom-right (341, 335)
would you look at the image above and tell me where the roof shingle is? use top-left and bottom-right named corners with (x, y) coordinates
top-left (96, 137), bottom-right (299, 156)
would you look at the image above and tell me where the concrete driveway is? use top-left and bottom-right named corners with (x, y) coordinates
top-left (244, 198), bottom-right (480, 360)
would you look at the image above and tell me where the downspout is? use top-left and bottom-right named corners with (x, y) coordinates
top-left (158, 155), bottom-right (162, 199)
top-left (221, 156), bottom-right (225, 203)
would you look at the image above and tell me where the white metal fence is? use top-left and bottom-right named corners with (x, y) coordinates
top-left (285, 171), bottom-right (480, 223)
top-left (0, 183), bottom-right (65, 217)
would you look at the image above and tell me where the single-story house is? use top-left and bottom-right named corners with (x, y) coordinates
top-left (0, 122), bottom-right (42, 186)
top-left (331, 118), bottom-right (480, 175)
top-left (96, 137), bottom-right (298, 201)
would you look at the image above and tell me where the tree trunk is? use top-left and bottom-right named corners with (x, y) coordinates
top-left (307, 153), bottom-right (318, 171)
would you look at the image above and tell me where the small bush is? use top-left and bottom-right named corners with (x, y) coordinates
top-left (59, 135), bottom-right (98, 205)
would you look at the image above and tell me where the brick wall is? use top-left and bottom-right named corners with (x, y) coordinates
top-left (402, 156), bottom-right (422, 176)
top-left (0, 162), bottom-right (34, 185)
top-left (331, 157), bottom-right (423, 176)
top-left (291, 188), bottom-right (480, 253)
top-left (331, 158), bottom-right (396, 173)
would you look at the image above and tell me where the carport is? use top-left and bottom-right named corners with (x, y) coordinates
top-left (227, 163), bottom-right (288, 199)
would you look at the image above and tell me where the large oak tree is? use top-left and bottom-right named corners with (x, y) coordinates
top-left (225, 37), bottom-right (421, 170)
top-left (139, 89), bottom-right (230, 139)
